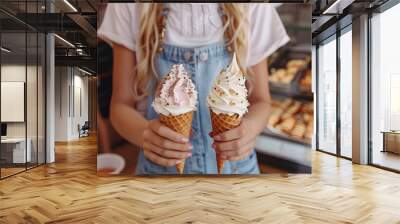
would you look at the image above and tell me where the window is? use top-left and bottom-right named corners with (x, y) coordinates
top-left (317, 36), bottom-right (337, 154)
top-left (339, 28), bottom-right (352, 158)
top-left (0, 1), bottom-right (46, 179)
top-left (370, 2), bottom-right (400, 171)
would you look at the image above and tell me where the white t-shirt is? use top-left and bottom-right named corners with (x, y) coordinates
top-left (98, 3), bottom-right (290, 67)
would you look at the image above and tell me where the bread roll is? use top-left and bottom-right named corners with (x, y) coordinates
top-left (291, 121), bottom-right (306, 139)
top-left (281, 117), bottom-right (296, 134)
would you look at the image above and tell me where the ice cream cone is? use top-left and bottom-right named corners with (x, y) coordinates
top-left (210, 110), bottom-right (241, 174)
top-left (207, 53), bottom-right (249, 174)
top-left (152, 64), bottom-right (197, 175)
top-left (160, 111), bottom-right (194, 174)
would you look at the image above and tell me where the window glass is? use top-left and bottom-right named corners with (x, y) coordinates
top-left (27, 30), bottom-right (38, 169)
top-left (1, 31), bottom-right (28, 177)
top-left (317, 36), bottom-right (337, 154)
top-left (371, 3), bottom-right (400, 171)
top-left (339, 29), bottom-right (352, 158)
top-left (0, 1), bottom-right (46, 179)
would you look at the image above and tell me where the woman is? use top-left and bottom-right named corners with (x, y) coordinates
top-left (98, 3), bottom-right (289, 174)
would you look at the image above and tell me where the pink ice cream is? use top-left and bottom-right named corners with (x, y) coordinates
top-left (152, 64), bottom-right (197, 116)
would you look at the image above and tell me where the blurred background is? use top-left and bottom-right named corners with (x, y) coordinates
top-left (258, 4), bottom-right (312, 173)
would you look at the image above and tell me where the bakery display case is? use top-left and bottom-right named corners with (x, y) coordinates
top-left (269, 51), bottom-right (312, 100)
top-left (255, 4), bottom-right (312, 173)
top-left (265, 3), bottom-right (313, 146)
top-left (256, 49), bottom-right (312, 173)
top-left (265, 50), bottom-right (313, 146)
top-left (266, 98), bottom-right (313, 144)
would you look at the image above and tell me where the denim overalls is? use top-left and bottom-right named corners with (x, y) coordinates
top-left (135, 43), bottom-right (260, 175)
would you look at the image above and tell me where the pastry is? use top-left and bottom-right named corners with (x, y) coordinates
top-left (281, 117), bottom-right (296, 134)
top-left (300, 69), bottom-right (312, 92)
top-left (287, 59), bottom-right (307, 69)
top-left (291, 121), bottom-right (306, 139)
top-left (268, 107), bottom-right (284, 127)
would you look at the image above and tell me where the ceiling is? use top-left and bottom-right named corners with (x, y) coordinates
top-left (0, 0), bottom-right (97, 73)
top-left (1, 32), bottom-right (45, 65)
top-left (0, 0), bottom-right (97, 14)
top-left (311, 0), bottom-right (390, 42)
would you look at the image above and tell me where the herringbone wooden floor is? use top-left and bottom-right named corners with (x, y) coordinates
top-left (1, 135), bottom-right (400, 224)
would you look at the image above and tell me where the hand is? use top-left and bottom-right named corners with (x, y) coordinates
top-left (142, 120), bottom-right (193, 167)
top-left (211, 118), bottom-right (258, 161)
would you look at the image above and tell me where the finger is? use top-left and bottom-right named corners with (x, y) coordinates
top-left (209, 131), bottom-right (216, 137)
top-left (219, 141), bottom-right (255, 159)
top-left (213, 139), bottom-right (243, 152)
top-left (144, 142), bottom-right (192, 159)
top-left (149, 120), bottom-right (189, 143)
top-left (213, 125), bottom-right (244, 142)
top-left (144, 130), bottom-right (192, 152)
top-left (143, 149), bottom-right (180, 167)
top-left (213, 135), bottom-right (254, 152)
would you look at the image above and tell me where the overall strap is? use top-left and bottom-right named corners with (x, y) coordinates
top-left (157, 4), bottom-right (169, 52)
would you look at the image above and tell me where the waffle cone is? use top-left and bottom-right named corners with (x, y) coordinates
top-left (159, 111), bottom-right (194, 174)
top-left (210, 110), bottom-right (241, 174)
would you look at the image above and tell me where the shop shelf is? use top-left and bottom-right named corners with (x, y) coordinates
top-left (268, 49), bottom-right (313, 101)
top-left (261, 127), bottom-right (311, 147)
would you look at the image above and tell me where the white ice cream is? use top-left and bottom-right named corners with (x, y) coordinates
top-left (207, 53), bottom-right (249, 117)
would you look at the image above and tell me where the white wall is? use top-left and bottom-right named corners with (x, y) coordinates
top-left (72, 73), bottom-right (89, 138)
top-left (55, 67), bottom-right (69, 141)
top-left (1, 65), bottom-right (39, 138)
top-left (1, 64), bottom-right (46, 164)
top-left (1, 65), bottom-right (26, 81)
top-left (54, 67), bottom-right (89, 141)
top-left (1, 65), bottom-right (26, 140)
top-left (1, 66), bottom-right (26, 132)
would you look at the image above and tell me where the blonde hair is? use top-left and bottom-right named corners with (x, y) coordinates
top-left (133, 3), bottom-right (248, 101)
